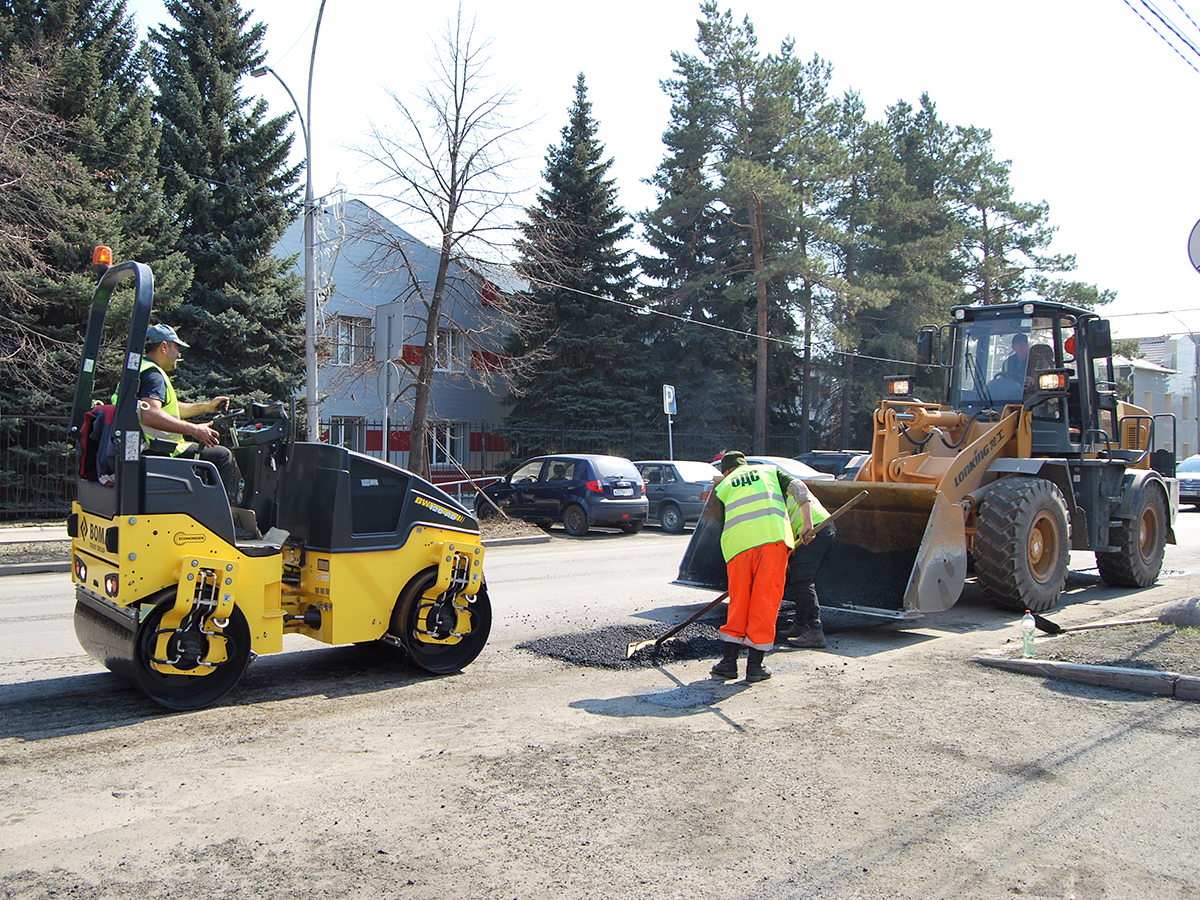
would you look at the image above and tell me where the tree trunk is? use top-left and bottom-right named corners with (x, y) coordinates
top-left (751, 192), bottom-right (768, 455)
top-left (407, 221), bottom-right (456, 478)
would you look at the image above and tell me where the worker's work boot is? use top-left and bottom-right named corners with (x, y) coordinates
top-left (711, 643), bottom-right (740, 680)
top-left (745, 648), bottom-right (772, 682)
top-left (784, 619), bottom-right (827, 649)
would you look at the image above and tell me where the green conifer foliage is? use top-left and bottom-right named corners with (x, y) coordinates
top-left (0, 0), bottom-right (189, 412)
top-left (507, 73), bottom-right (649, 427)
top-left (150, 0), bottom-right (302, 403)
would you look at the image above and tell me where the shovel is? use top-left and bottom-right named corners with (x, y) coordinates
top-left (626, 489), bottom-right (869, 659)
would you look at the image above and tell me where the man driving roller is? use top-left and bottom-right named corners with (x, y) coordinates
top-left (132, 323), bottom-right (241, 506)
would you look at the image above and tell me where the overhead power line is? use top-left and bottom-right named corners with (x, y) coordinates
top-left (524, 275), bottom-right (919, 369)
top-left (1124, 0), bottom-right (1200, 73)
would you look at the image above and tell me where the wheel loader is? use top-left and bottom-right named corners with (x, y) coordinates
top-left (677, 300), bottom-right (1179, 617)
top-left (68, 249), bottom-right (491, 710)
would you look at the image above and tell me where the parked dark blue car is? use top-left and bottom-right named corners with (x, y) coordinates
top-left (476, 454), bottom-right (648, 535)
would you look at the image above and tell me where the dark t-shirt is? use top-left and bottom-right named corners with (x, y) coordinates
top-left (137, 367), bottom-right (170, 404)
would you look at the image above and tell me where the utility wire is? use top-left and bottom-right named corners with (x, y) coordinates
top-left (1142, 0), bottom-right (1200, 57)
top-left (523, 275), bottom-right (920, 369)
top-left (1124, 0), bottom-right (1200, 73)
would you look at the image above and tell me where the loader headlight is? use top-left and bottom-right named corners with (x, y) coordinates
top-left (1038, 371), bottom-right (1067, 392)
top-left (73, 555), bottom-right (87, 583)
top-left (886, 377), bottom-right (911, 397)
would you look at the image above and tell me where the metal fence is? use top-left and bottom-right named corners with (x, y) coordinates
top-left (0, 415), bottom-right (75, 521)
top-left (0, 412), bottom-right (810, 520)
top-left (321, 418), bottom-right (808, 489)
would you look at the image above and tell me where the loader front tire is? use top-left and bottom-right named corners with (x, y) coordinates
top-left (1096, 484), bottom-right (1167, 588)
top-left (974, 477), bottom-right (1070, 613)
top-left (388, 567), bottom-right (491, 674)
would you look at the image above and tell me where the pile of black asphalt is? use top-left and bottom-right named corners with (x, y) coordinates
top-left (519, 607), bottom-right (891, 670)
top-left (519, 621), bottom-right (727, 670)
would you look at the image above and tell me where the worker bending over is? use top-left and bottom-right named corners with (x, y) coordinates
top-left (710, 451), bottom-right (806, 682)
top-left (778, 479), bottom-right (834, 648)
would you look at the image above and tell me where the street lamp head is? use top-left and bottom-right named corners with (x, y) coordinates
top-left (251, 66), bottom-right (268, 78)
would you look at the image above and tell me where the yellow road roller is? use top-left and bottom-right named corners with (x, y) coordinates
top-left (68, 250), bottom-right (491, 709)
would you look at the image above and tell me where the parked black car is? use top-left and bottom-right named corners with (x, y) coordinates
top-left (634, 459), bottom-right (720, 533)
top-left (476, 454), bottom-right (648, 535)
top-left (792, 450), bottom-right (870, 480)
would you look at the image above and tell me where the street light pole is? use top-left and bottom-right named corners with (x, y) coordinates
top-left (251, 0), bottom-right (326, 442)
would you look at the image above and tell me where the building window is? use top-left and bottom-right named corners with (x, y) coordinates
top-left (333, 316), bottom-right (373, 365)
top-left (1145, 391), bottom-right (1154, 413)
top-left (1184, 396), bottom-right (1191, 423)
top-left (330, 416), bottom-right (367, 452)
top-left (1165, 393), bottom-right (1173, 416)
top-left (434, 327), bottom-right (465, 372)
top-left (429, 422), bottom-right (466, 466)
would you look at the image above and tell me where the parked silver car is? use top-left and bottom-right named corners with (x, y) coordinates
top-left (1178, 455), bottom-right (1200, 507)
top-left (634, 459), bottom-right (721, 533)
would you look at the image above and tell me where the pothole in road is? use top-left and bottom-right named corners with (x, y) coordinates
top-left (518, 623), bottom-right (725, 670)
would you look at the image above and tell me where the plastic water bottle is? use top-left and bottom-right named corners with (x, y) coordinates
top-left (1021, 610), bottom-right (1036, 659)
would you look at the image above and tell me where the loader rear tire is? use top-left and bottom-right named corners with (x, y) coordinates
top-left (974, 477), bottom-right (1070, 613)
top-left (388, 567), bottom-right (491, 674)
top-left (1096, 484), bottom-right (1167, 588)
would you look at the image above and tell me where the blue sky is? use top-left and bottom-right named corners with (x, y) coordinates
top-left (126, 0), bottom-right (1200, 338)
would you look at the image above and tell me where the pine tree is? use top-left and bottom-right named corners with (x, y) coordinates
top-left (639, 51), bottom-right (752, 433)
top-left (149, 0), bottom-right (302, 404)
top-left (506, 73), bottom-right (649, 428)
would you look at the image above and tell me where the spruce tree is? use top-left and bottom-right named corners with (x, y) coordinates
top-left (507, 73), bottom-right (649, 428)
top-left (0, 0), bottom-right (190, 413)
top-left (150, 0), bottom-right (302, 403)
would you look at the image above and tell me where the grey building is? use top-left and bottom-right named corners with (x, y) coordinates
top-left (276, 197), bottom-right (521, 481)
top-left (1116, 332), bottom-right (1199, 459)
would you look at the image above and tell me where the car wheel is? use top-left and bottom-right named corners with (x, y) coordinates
top-left (659, 504), bottom-right (684, 534)
top-left (562, 504), bottom-right (589, 536)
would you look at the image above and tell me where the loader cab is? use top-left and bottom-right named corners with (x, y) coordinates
top-left (945, 301), bottom-right (1115, 458)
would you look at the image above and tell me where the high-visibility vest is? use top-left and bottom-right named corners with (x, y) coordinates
top-left (786, 489), bottom-right (830, 540)
top-left (714, 464), bottom-right (794, 562)
top-left (114, 359), bottom-right (188, 454)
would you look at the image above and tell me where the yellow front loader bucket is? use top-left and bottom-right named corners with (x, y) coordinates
top-left (674, 480), bottom-right (968, 618)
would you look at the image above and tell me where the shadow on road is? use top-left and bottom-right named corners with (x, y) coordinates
top-left (0, 643), bottom-right (450, 742)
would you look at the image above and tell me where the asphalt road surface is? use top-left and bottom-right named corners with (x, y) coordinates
top-left (2, 513), bottom-right (1200, 898)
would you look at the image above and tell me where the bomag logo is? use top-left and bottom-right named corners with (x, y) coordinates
top-left (80, 517), bottom-right (107, 548)
top-left (415, 494), bottom-right (466, 524)
top-left (728, 470), bottom-right (762, 490)
top-left (173, 532), bottom-right (205, 545)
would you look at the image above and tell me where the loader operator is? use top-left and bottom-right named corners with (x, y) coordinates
top-left (130, 323), bottom-right (241, 506)
top-left (709, 451), bottom-right (807, 683)
top-left (778, 480), bottom-right (834, 649)
top-left (1001, 333), bottom-right (1030, 381)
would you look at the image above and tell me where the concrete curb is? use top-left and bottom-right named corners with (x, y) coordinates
top-left (973, 651), bottom-right (1200, 701)
top-left (483, 534), bottom-right (551, 548)
top-left (0, 561), bottom-right (71, 577)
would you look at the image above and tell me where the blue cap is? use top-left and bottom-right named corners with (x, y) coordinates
top-left (146, 323), bottom-right (189, 348)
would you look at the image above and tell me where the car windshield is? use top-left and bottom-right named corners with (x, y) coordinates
top-left (672, 461), bottom-right (720, 482)
top-left (592, 456), bottom-right (640, 479)
top-left (1178, 457), bottom-right (1200, 473)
